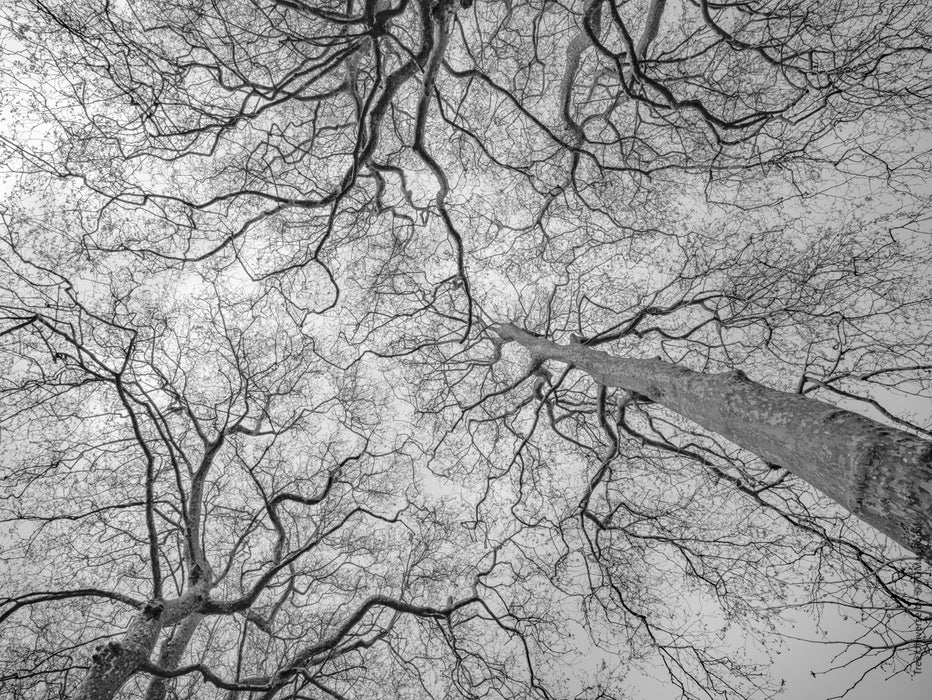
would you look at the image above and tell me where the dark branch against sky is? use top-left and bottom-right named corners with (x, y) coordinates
top-left (1, 1), bottom-right (931, 698)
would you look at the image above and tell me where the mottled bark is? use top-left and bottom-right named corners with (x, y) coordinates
top-left (71, 602), bottom-right (165, 700)
top-left (494, 324), bottom-right (932, 562)
top-left (144, 613), bottom-right (203, 700)
top-left (71, 590), bottom-right (206, 700)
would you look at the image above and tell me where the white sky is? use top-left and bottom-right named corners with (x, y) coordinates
top-left (1, 3), bottom-right (930, 698)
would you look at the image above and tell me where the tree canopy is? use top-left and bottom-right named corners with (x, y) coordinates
top-left (1, 1), bottom-right (931, 698)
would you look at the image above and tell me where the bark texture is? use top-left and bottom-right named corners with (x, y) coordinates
top-left (72, 605), bottom-right (164, 700)
top-left (143, 613), bottom-right (203, 700)
top-left (495, 324), bottom-right (932, 562)
top-left (71, 590), bottom-right (206, 700)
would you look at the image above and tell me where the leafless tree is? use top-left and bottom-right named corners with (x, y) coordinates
top-left (0, 230), bottom-right (568, 699)
top-left (1, 0), bottom-right (931, 698)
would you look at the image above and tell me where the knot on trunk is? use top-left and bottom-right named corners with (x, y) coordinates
top-left (143, 599), bottom-right (164, 620)
top-left (91, 641), bottom-right (123, 666)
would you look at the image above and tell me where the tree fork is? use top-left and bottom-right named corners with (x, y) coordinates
top-left (71, 588), bottom-right (207, 700)
top-left (143, 613), bottom-right (203, 700)
top-left (493, 323), bottom-right (932, 563)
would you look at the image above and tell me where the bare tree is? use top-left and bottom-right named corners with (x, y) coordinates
top-left (0, 235), bottom-right (551, 699)
top-left (491, 323), bottom-right (932, 562)
top-left (3, 0), bottom-right (929, 324)
top-left (2, 0), bottom-right (932, 698)
top-left (414, 214), bottom-right (932, 697)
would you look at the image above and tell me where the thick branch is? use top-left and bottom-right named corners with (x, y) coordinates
top-left (71, 588), bottom-right (207, 700)
top-left (494, 324), bottom-right (932, 563)
top-left (637, 0), bottom-right (667, 57)
top-left (143, 613), bottom-right (203, 700)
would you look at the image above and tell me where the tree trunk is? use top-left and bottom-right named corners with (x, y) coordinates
top-left (494, 324), bottom-right (932, 563)
top-left (72, 603), bottom-right (164, 700)
top-left (71, 590), bottom-right (206, 700)
top-left (144, 613), bottom-right (203, 700)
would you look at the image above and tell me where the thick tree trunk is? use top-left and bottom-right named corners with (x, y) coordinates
top-left (494, 324), bottom-right (932, 563)
top-left (72, 603), bottom-right (165, 700)
top-left (71, 590), bottom-right (206, 700)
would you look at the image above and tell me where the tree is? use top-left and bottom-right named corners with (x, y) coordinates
top-left (2, 0), bottom-right (932, 698)
top-left (492, 323), bottom-right (932, 562)
top-left (0, 237), bottom-right (532, 699)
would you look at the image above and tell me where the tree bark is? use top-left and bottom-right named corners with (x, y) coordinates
top-left (143, 613), bottom-right (203, 700)
top-left (72, 603), bottom-right (165, 700)
top-left (637, 0), bottom-right (667, 57)
top-left (71, 590), bottom-right (206, 700)
top-left (494, 324), bottom-right (932, 563)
